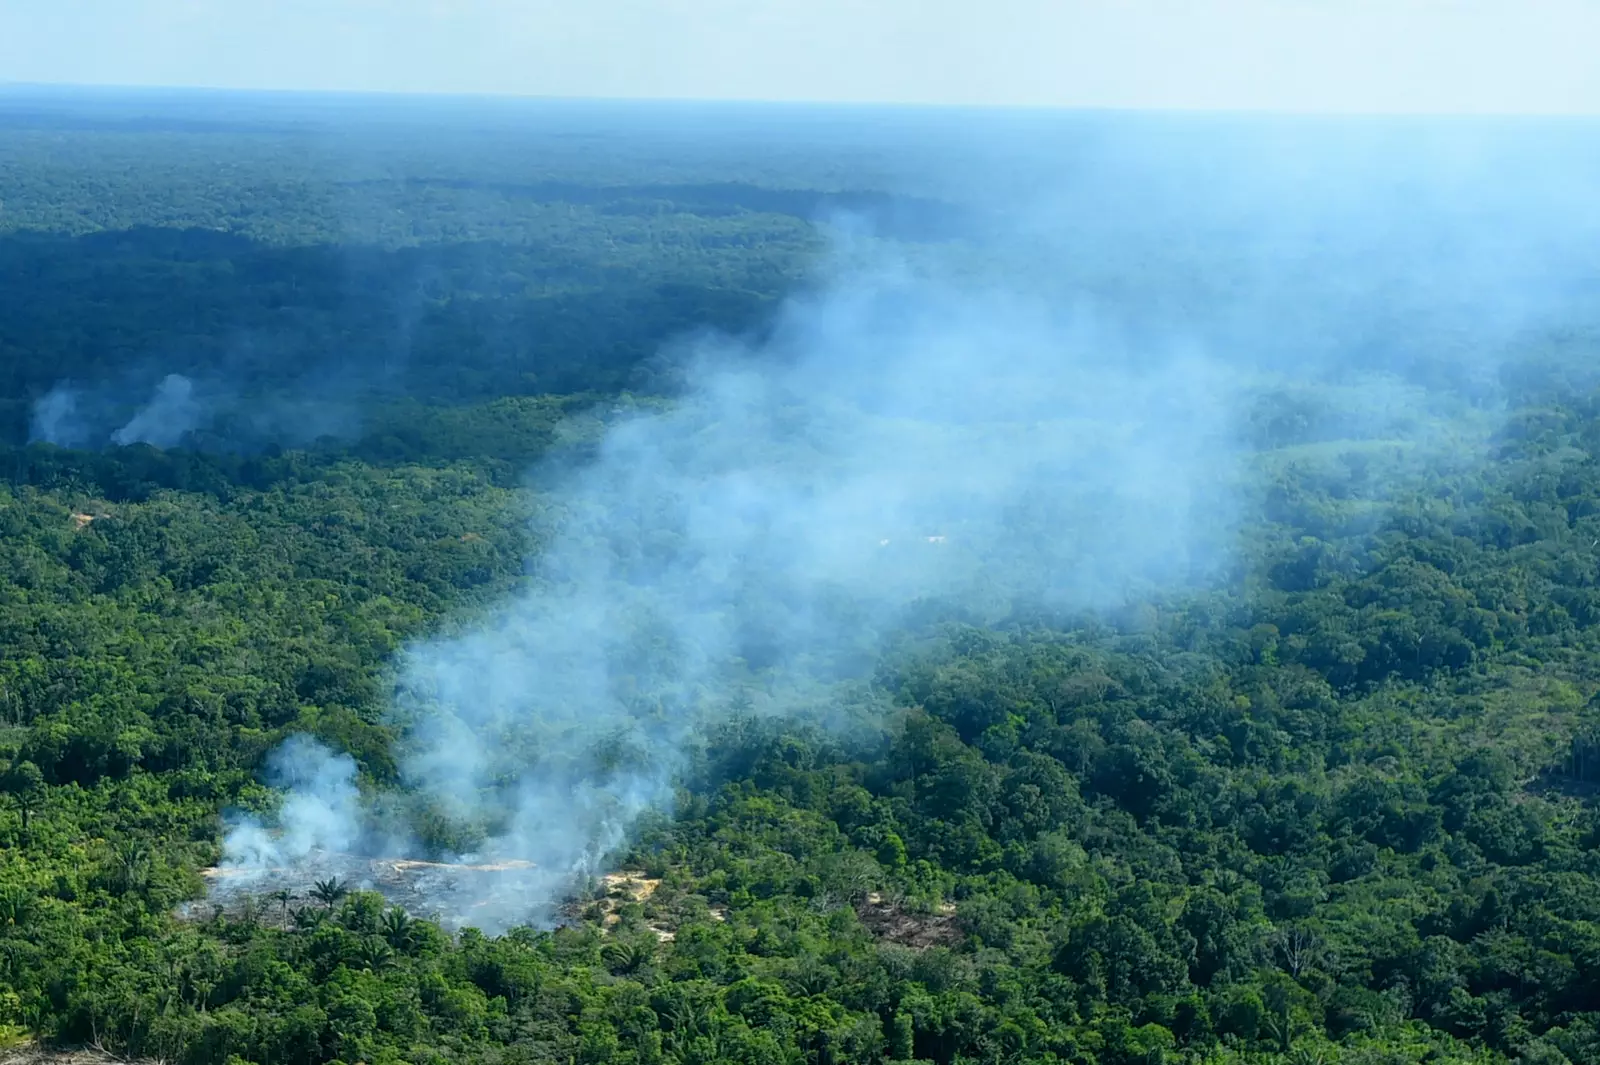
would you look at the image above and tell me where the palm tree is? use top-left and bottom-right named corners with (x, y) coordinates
top-left (601, 937), bottom-right (654, 975)
top-left (291, 905), bottom-right (327, 931)
top-left (786, 955), bottom-right (835, 997)
top-left (113, 842), bottom-right (151, 894)
top-left (3, 761), bottom-right (43, 841)
top-left (355, 937), bottom-right (396, 972)
top-left (380, 908), bottom-right (416, 951)
top-left (310, 877), bottom-right (350, 909)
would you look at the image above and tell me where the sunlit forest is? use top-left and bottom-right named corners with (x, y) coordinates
top-left (3, 88), bottom-right (1600, 1065)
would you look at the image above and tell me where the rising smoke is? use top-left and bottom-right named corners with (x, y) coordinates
top-left (215, 247), bottom-right (1251, 928)
top-left (212, 119), bottom-right (1600, 931)
top-left (222, 735), bottom-right (363, 873)
top-left (28, 384), bottom-right (91, 449)
top-left (30, 373), bottom-right (209, 449)
top-left (111, 374), bottom-right (206, 448)
top-left (28, 369), bottom-right (360, 452)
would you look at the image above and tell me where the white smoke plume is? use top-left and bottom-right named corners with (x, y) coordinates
top-left (213, 120), bottom-right (1600, 932)
top-left (112, 373), bottom-right (205, 447)
top-left (215, 247), bottom-right (1257, 929)
top-left (25, 362), bottom-right (362, 454)
top-left (218, 735), bottom-right (362, 881)
top-left (28, 383), bottom-right (90, 448)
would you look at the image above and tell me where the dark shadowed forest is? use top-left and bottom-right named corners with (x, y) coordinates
top-left (3, 89), bottom-right (1600, 1065)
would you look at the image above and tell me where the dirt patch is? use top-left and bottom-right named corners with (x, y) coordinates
top-left (579, 870), bottom-right (687, 941)
top-left (593, 871), bottom-right (664, 932)
top-left (600, 871), bottom-right (661, 904)
top-left (856, 893), bottom-right (961, 949)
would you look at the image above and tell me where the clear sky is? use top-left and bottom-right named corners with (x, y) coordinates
top-left (2, 1), bottom-right (1598, 115)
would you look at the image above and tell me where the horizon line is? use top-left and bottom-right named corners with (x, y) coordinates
top-left (3, 80), bottom-right (1599, 123)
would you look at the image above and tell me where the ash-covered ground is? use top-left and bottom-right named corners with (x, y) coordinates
top-left (183, 852), bottom-right (549, 929)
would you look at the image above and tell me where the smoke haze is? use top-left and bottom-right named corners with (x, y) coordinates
top-left (110, 374), bottom-right (204, 448)
top-left (211, 118), bottom-right (1600, 931)
top-left (27, 369), bottom-right (362, 453)
top-left (31, 374), bottom-right (208, 449)
top-left (221, 735), bottom-right (363, 877)
top-left (28, 384), bottom-right (90, 449)
top-left (213, 244), bottom-right (1261, 926)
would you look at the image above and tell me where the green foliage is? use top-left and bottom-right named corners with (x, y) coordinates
top-left (2, 103), bottom-right (1600, 1065)
top-left (12, 383), bottom-right (1600, 1065)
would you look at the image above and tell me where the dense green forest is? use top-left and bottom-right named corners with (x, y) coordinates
top-left (3, 90), bottom-right (1600, 1065)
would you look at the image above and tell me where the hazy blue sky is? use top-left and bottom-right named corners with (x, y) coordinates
top-left (2, 1), bottom-right (1597, 114)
